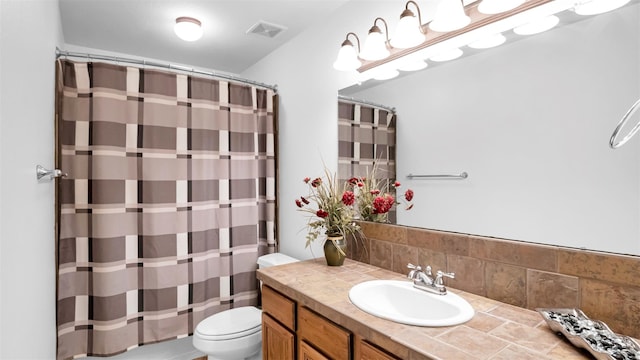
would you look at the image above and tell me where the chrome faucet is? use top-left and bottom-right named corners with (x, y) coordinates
top-left (407, 263), bottom-right (455, 295)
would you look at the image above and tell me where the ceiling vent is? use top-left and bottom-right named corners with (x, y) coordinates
top-left (246, 20), bottom-right (287, 39)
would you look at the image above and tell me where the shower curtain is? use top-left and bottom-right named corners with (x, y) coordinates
top-left (55, 59), bottom-right (277, 359)
top-left (337, 99), bottom-right (397, 222)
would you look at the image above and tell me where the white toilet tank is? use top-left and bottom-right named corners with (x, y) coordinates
top-left (257, 253), bottom-right (298, 268)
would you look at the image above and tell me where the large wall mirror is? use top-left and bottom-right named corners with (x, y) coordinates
top-left (339, 2), bottom-right (640, 255)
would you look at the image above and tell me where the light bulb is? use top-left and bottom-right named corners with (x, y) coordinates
top-left (574, 0), bottom-right (630, 15)
top-left (390, 9), bottom-right (425, 49)
top-left (478, 0), bottom-right (526, 14)
top-left (514, 15), bottom-right (560, 36)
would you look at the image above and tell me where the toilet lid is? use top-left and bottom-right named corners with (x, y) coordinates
top-left (195, 306), bottom-right (262, 341)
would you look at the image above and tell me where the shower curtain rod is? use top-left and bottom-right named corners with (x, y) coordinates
top-left (55, 48), bottom-right (278, 92)
top-left (338, 94), bottom-right (396, 114)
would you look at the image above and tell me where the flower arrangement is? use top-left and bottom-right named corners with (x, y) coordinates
top-left (295, 168), bottom-right (361, 250)
top-left (349, 162), bottom-right (414, 223)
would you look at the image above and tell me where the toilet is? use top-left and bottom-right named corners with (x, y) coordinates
top-left (193, 253), bottom-right (299, 360)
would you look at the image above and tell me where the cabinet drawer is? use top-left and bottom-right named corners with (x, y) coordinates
top-left (262, 285), bottom-right (296, 330)
top-left (359, 340), bottom-right (401, 360)
top-left (298, 306), bottom-right (351, 360)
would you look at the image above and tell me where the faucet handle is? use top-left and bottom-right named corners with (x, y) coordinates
top-left (425, 265), bottom-right (433, 276)
top-left (434, 270), bottom-right (455, 286)
top-left (407, 263), bottom-right (421, 279)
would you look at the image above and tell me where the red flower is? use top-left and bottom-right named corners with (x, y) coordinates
top-left (295, 199), bottom-right (303, 208)
top-left (394, 181), bottom-right (401, 188)
top-left (300, 196), bottom-right (310, 205)
top-left (348, 177), bottom-right (359, 186)
top-left (316, 209), bottom-right (329, 218)
top-left (357, 182), bottom-right (364, 188)
top-left (311, 177), bottom-right (322, 188)
top-left (404, 189), bottom-right (414, 202)
top-left (303, 177), bottom-right (311, 183)
top-left (342, 191), bottom-right (355, 206)
top-left (372, 194), bottom-right (394, 214)
top-left (370, 189), bottom-right (380, 195)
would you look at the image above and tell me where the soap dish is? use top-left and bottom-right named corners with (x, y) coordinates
top-left (537, 308), bottom-right (640, 360)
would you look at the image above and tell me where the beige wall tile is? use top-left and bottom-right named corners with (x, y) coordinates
top-left (485, 262), bottom-right (526, 307)
top-left (526, 269), bottom-right (579, 310)
top-left (370, 239), bottom-right (393, 271)
top-left (447, 254), bottom-right (486, 296)
top-left (558, 249), bottom-right (640, 287)
top-left (468, 236), bottom-right (557, 272)
top-left (361, 222), bottom-right (407, 244)
top-left (580, 279), bottom-right (640, 339)
top-left (392, 244), bottom-right (418, 275)
top-left (418, 248), bottom-right (447, 274)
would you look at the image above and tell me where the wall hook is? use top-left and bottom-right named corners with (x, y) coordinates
top-left (36, 165), bottom-right (67, 180)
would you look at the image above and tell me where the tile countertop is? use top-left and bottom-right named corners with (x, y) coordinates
top-left (257, 258), bottom-right (597, 360)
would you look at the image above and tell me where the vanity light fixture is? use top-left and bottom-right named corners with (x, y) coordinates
top-left (390, 1), bottom-right (425, 49)
top-left (372, 68), bottom-right (400, 80)
top-left (573, 0), bottom-right (630, 15)
top-left (396, 58), bottom-right (428, 72)
top-left (335, 0), bottom-right (630, 83)
top-left (513, 15), bottom-right (559, 35)
top-left (429, 0), bottom-right (471, 33)
top-left (360, 17), bottom-right (391, 61)
top-left (429, 48), bottom-right (464, 62)
top-left (333, 32), bottom-right (362, 71)
top-left (478, 0), bottom-right (526, 15)
top-left (468, 33), bottom-right (506, 49)
top-left (174, 17), bottom-right (203, 42)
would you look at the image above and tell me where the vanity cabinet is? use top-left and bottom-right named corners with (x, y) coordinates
top-left (262, 285), bottom-right (296, 360)
top-left (261, 284), bottom-right (400, 360)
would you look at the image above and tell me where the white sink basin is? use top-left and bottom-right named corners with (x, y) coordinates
top-left (348, 280), bottom-right (475, 327)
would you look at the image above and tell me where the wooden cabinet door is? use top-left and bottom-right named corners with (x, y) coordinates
top-left (262, 313), bottom-right (295, 360)
top-left (359, 340), bottom-right (401, 360)
top-left (299, 340), bottom-right (330, 360)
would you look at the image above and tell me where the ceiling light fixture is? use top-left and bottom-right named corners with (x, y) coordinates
top-left (429, 0), bottom-right (471, 33)
top-left (573, 0), bottom-right (630, 15)
top-left (333, 32), bottom-right (362, 71)
top-left (478, 0), bottom-right (527, 15)
top-left (360, 17), bottom-right (391, 61)
top-left (174, 17), bottom-right (203, 42)
top-left (334, 0), bottom-right (627, 82)
top-left (390, 1), bottom-right (425, 49)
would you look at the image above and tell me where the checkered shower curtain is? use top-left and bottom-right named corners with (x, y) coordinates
top-left (55, 60), bottom-right (277, 359)
top-left (337, 100), bottom-right (397, 222)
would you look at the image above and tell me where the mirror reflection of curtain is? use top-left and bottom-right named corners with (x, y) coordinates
top-left (337, 99), bottom-right (397, 223)
top-left (55, 59), bottom-right (277, 359)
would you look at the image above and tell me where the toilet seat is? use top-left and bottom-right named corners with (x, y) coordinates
top-left (194, 306), bottom-right (262, 341)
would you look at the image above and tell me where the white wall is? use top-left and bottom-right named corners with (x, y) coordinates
top-left (0, 0), bottom-right (64, 358)
top-left (350, 5), bottom-right (640, 255)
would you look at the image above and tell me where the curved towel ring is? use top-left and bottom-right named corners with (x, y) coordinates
top-left (609, 97), bottom-right (640, 149)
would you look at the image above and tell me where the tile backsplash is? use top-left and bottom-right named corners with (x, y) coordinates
top-left (347, 222), bottom-right (640, 339)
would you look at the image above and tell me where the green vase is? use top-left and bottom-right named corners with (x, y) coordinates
top-left (324, 236), bottom-right (347, 266)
